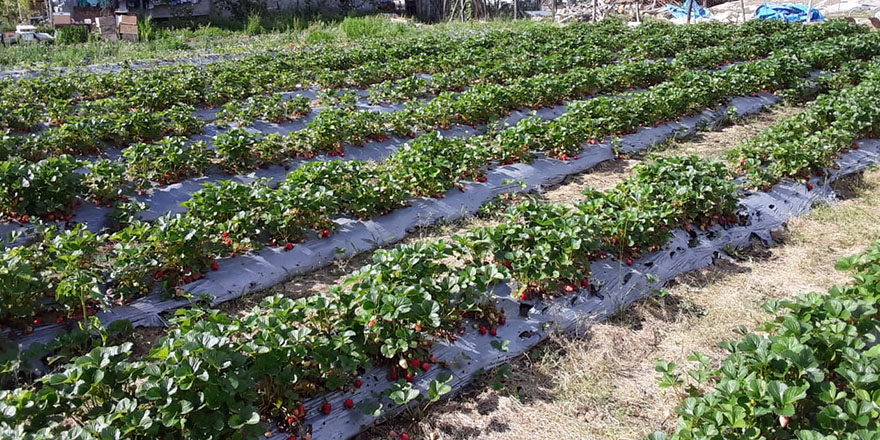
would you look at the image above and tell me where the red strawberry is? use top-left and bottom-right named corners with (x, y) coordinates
top-left (285, 242), bottom-right (294, 251)
top-left (321, 402), bottom-right (331, 415)
top-left (211, 260), bottom-right (219, 271)
top-left (33, 319), bottom-right (42, 326)
top-left (344, 398), bottom-right (354, 409)
top-left (154, 271), bottom-right (164, 280)
top-left (520, 292), bottom-right (529, 301)
top-left (269, 239), bottom-right (277, 247)
top-left (322, 229), bottom-right (331, 238)
top-left (354, 379), bottom-right (363, 388)
top-left (390, 371), bottom-right (399, 381)
top-left (685, 224), bottom-right (692, 232)
top-left (401, 433), bottom-right (410, 440)
top-left (405, 374), bottom-right (414, 383)
top-left (626, 259), bottom-right (634, 266)
top-left (806, 183), bottom-right (814, 191)
top-left (498, 316), bottom-right (506, 325)
top-left (56, 316), bottom-right (64, 324)
top-left (581, 279), bottom-right (590, 288)
top-left (422, 362), bottom-right (430, 372)
top-left (430, 354), bottom-right (439, 363)
top-left (479, 326), bottom-right (488, 335)
top-left (489, 328), bottom-right (497, 336)
top-left (287, 436), bottom-right (297, 440)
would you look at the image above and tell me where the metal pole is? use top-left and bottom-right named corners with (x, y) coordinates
top-left (687, 0), bottom-right (694, 23)
top-left (805, 0), bottom-right (814, 23)
top-left (513, 0), bottom-right (518, 19)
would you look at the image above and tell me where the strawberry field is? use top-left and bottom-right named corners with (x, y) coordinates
top-left (1, 18), bottom-right (880, 440)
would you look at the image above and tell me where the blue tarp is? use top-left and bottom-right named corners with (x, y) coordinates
top-left (666, 0), bottom-right (712, 18)
top-left (755, 2), bottom-right (824, 22)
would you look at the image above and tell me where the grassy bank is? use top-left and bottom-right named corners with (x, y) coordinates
top-left (0, 14), bottom-right (543, 71)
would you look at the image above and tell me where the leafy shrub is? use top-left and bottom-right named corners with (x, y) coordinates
top-left (650, 242), bottom-right (880, 440)
top-left (55, 26), bottom-right (89, 45)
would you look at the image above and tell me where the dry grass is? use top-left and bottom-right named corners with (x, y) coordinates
top-left (650, 105), bottom-right (802, 160)
top-left (361, 169), bottom-right (880, 440)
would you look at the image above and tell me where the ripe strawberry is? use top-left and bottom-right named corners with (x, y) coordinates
top-left (33, 319), bottom-right (42, 326)
top-left (684, 224), bottom-right (692, 232)
top-left (389, 371), bottom-right (399, 381)
top-left (287, 436), bottom-right (297, 440)
top-left (354, 379), bottom-right (362, 388)
top-left (626, 259), bottom-right (634, 266)
top-left (56, 316), bottom-right (64, 324)
top-left (344, 398), bottom-right (354, 409)
top-left (422, 362), bottom-right (430, 372)
top-left (400, 433), bottom-right (410, 440)
top-left (321, 402), bottom-right (331, 415)
top-left (405, 374), bottom-right (414, 383)
top-left (581, 279), bottom-right (590, 288)
top-left (479, 326), bottom-right (488, 335)
top-left (321, 229), bottom-right (331, 238)
top-left (269, 239), bottom-right (277, 247)
top-left (520, 292), bottom-right (529, 301)
top-left (154, 271), bottom-right (164, 280)
top-left (211, 260), bottom-right (219, 271)
top-left (430, 354), bottom-right (439, 363)
top-left (285, 242), bottom-right (294, 251)
top-left (489, 327), bottom-right (497, 336)
top-left (286, 416), bottom-right (296, 425)
top-left (498, 316), bottom-right (506, 325)
top-left (806, 183), bottom-right (814, 191)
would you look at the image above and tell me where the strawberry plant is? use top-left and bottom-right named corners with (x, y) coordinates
top-left (650, 242), bottom-right (880, 440)
top-left (83, 159), bottom-right (128, 204)
top-left (284, 160), bottom-right (409, 218)
top-left (123, 137), bottom-right (212, 185)
top-left (214, 128), bottom-right (263, 173)
top-left (388, 132), bottom-right (486, 197)
top-left (218, 94), bottom-right (311, 126)
top-left (0, 155), bottom-right (83, 218)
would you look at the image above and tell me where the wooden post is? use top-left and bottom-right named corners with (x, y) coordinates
top-left (513, 0), bottom-right (518, 19)
top-left (552, 0), bottom-right (557, 21)
top-left (635, 1), bottom-right (641, 22)
top-left (593, 0), bottom-right (598, 22)
top-left (687, 0), bottom-right (694, 23)
top-left (740, 0), bottom-right (747, 23)
top-left (805, 0), bottom-right (814, 22)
